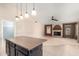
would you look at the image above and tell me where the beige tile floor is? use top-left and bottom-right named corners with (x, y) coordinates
top-left (43, 37), bottom-right (79, 56)
top-left (0, 37), bottom-right (79, 56)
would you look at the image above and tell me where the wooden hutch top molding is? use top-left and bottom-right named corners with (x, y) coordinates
top-left (53, 25), bottom-right (62, 30)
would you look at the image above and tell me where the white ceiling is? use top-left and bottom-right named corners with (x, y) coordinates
top-left (0, 3), bottom-right (79, 24)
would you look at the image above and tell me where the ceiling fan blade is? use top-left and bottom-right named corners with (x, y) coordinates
top-left (54, 19), bottom-right (58, 21)
top-left (52, 19), bottom-right (58, 21)
top-left (51, 16), bottom-right (58, 21)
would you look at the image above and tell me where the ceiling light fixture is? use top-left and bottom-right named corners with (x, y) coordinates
top-left (15, 3), bottom-right (37, 21)
top-left (19, 3), bottom-right (23, 19)
top-left (25, 3), bottom-right (29, 18)
top-left (31, 3), bottom-right (37, 16)
top-left (15, 3), bottom-right (19, 21)
top-left (15, 16), bottom-right (19, 20)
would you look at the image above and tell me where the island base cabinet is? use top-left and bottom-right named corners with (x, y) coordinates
top-left (6, 40), bottom-right (43, 56)
top-left (15, 44), bottom-right (42, 56)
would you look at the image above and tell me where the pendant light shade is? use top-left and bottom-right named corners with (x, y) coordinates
top-left (15, 16), bottom-right (19, 20)
top-left (31, 8), bottom-right (37, 16)
top-left (31, 3), bottom-right (37, 16)
top-left (19, 15), bottom-right (23, 19)
top-left (25, 12), bottom-right (29, 18)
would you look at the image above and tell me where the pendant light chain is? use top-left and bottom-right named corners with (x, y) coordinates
top-left (33, 0), bottom-right (36, 10)
top-left (33, 3), bottom-right (35, 10)
top-left (16, 3), bottom-right (17, 16)
top-left (25, 2), bottom-right (29, 18)
top-left (31, 2), bottom-right (37, 16)
top-left (26, 3), bottom-right (27, 12)
top-left (15, 2), bottom-right (19, 20)
top-left (19, 3), bottom-right (23, 19)
top-left (20, 3), bottom-right (22, 15)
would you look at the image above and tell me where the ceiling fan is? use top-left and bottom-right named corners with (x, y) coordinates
top-left (51, 16), bottom-right (58, 21)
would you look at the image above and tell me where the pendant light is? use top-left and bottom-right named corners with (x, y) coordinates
top-left (25, 3), bottom-right (29, 18)
top-left (19, 3), bottom-right (23, 19)
top-left (15, 3), bottom-right (19, 21)
top-left (15, 16), bottom-right (19, 20)
top-left (31, 3), bottom-right (37, 16)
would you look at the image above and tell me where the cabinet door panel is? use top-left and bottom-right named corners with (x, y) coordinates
top-left (10, 46), bottom-right (15, 56)
top-left (6, 40), bottom-right (10, 56)
top-left (16, 50), bottom-right (26, 56)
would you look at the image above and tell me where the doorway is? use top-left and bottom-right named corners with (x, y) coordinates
top-left (3, 21), bottom-right (15, 39)
top-left (2, 20), bottom-right (15, 55)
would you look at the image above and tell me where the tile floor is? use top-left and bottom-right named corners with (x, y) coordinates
top-left (0, 37), bottom-right (79, 56)
top-left (43, 37), bottom-right (79, 56)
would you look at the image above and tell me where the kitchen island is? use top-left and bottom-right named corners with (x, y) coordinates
top-left (6, 36), bottom-right (46, 56)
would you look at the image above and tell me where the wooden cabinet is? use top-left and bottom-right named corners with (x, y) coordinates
top-left (6, 40), bottom-right (43, 56)
top-left (63, 23), bottom-right (76, 39)
top-left (44, 24), bottom-right (52, 36)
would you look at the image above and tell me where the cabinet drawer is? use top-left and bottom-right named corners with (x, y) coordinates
top-left (15, 45), bottom-right (28, 55)
top-left (16, 50), bottom-right (26, 56)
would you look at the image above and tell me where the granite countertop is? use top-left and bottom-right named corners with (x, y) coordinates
top-left (7, 36), bottom-right (46, 50)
